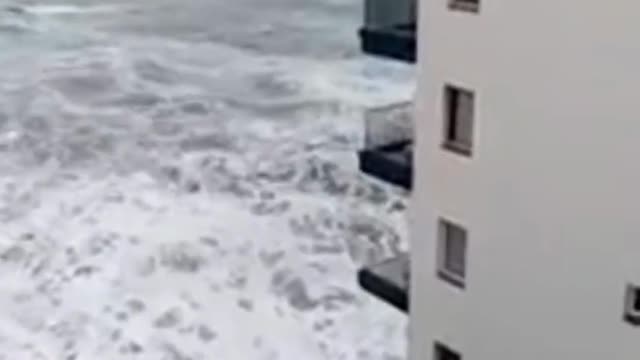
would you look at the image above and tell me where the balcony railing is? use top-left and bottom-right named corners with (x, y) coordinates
top-left (358, 253), bottom-right (409, 312)
top-left (359, 0), bottom-right (417, 62)
top-left (359, 102), bottom-right (413, 190)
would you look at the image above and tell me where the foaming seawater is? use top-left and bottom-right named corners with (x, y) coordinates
top-left (0, 5), bottom-right (38, 34)
top-left (21, 4), bottom-right (125, 15)
top-left (0, 0), bottom-right (413, 358)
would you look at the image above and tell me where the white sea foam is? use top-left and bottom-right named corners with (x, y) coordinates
top-left (0, 0), bottom-right (413, 358)
top-left (23, 4), bottom-right (125, 15)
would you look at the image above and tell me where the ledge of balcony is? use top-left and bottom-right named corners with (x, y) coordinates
top-left (358, 253), bottom-right (409, 313)
top-left (359, 140), bottom-right (412, 190)
top-left (359, 102), bottom-right (413, 190)
top-left (358, 23), bottom-right (416, 63)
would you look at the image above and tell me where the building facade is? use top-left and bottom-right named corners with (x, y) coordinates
top-left (411, 0), bottom-right (640, 359)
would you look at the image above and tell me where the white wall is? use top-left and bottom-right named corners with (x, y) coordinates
top-left (410, 1), bottom-right (640, 359)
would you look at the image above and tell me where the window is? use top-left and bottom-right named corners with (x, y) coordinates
top-left (448, 0), bottom-right (480, 13)
top-left (437, 218), bottom-right (468, 288)
top-left (624, 284), bottom-right (640, 326)
top-left (434, 342), bottom-right (461, 360)
top-left (443, 85), bottom-right (475, 156)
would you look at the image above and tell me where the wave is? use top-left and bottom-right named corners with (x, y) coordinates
top-left (20, 4), bottom-right (124, 15)
top-left (0, 1), bottom-right (413, 357)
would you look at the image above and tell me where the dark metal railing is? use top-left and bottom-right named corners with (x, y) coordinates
top-left (359, 102), bottom-right (413, 189)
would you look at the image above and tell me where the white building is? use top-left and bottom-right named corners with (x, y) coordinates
top-left (411, 0), bottom-right (640, 359)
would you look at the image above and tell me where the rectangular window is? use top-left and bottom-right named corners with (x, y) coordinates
top-left (624, 284), bottom-right (640, 326)
top-left (443, 85), bottom-right (475, 156)
top-left (434, 342), bottom-right (462, 360)
top-left (448, 0), bottom-right (480, 13)
top-left (437, 218), bottom-right (468, 288)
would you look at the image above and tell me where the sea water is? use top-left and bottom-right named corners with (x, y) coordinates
top-left (0, 1), bottom-right (414, 358)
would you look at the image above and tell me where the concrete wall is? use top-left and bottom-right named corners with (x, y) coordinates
top-left (410, 1), bottom-right (640, 359)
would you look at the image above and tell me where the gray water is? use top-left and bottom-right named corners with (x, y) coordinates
top-left (0, 1), bottom-right (413, 359)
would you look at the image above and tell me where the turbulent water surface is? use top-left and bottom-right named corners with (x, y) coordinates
top-left (0, 0), bottom-right (414, 359)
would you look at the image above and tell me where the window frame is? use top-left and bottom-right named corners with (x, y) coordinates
top-left (437, 217), bottom-right (468, 289)
top-left (442, 84), bottom-right (475, 157)
top-left (624, 284), bottom-right (640, 326)
top-left (448, 0), bottom-right (480, 13)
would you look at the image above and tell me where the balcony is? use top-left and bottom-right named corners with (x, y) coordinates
top-left (358, 253), bottom-right (409, 313)
top-left (358, 102), bottom-right (413, 190)
top-left (359, 0), bottom-right (416, 63)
